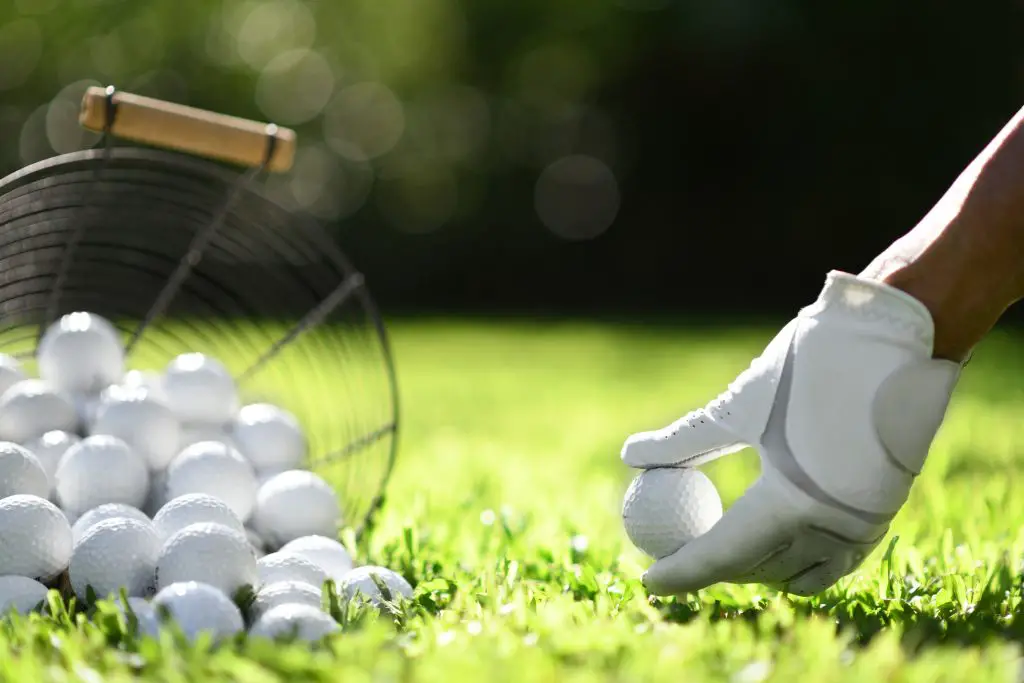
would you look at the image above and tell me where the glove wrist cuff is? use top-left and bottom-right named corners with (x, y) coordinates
top-left (801, 271), bottom-right (936, 350)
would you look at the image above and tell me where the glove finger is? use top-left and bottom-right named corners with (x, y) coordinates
top-left (621, 409), bottom-right (746, 469)
top-left (642, 476), bottom-right (796, 595)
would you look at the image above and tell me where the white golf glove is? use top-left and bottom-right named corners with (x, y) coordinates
top-left (621, 271), bottom-right (966, 596)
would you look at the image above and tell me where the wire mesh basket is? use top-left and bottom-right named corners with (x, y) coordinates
top-left (0, 86), bottom-right (399, 539)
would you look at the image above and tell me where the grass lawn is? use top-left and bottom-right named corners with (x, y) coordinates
top-left (2, 319), bottom-right (1023, 682)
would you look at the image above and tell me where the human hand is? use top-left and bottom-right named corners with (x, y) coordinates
top-left (621, 271), bottom-right (965, 596)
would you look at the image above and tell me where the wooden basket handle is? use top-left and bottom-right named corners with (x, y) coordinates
top-left (79, 86), bottom-right (296, 173)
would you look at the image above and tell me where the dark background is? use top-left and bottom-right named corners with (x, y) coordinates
top-left (1, 0), bottom-right (1022, 319)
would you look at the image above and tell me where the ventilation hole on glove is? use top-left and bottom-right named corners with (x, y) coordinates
top-left (699, 419), bottom-right (705, 424)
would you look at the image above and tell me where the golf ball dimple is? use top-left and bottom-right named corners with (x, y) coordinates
top-left (69, 517), bottom-right (161, 600)
top-left (0, 441), bottom-right (50, 500)
top-left (162, 354), bottom-right (238, 425)
top-left (151, 493), bottom-right (245, 542)
top-left (165, 441), bottom-right (258, 522)
top-left (54, 435), bottom-right (150, 519)
top-left (231, 403), bottom-right (307, 473)
top-left (0, 379), bottom-right (79, 443)
top-left (621, 467), bottom-right (723, 559)
top-left (91, 386), bottom-right (181, 470)
top-left (251, 470), bottom-right (341, 548)
top-left (156, 522), bottom-right (258, 597)
top-left (71, 503), bottom-right (151, 544)
top-left (0, 494), bottom-right (73, 581)
top-left (37, 312), bottom-right (124, 396)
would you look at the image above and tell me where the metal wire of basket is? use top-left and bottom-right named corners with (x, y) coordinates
top-left (0, 86), bottom-right (399, 539)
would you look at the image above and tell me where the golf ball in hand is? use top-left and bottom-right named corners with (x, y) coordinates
top-left (621, 467), bottom-right (722, 559)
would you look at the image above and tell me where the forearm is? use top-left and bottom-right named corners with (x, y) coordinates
top-left (859, 103), bottom-right (1024, 361)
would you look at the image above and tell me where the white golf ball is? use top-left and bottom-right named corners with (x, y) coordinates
top-left (278, 535), bottom-right (353, 583)
top-left (0, 442), bottom-right (50, 500)
top-left (621, 467), bottom-right (723, 559)
top-left (71, 503), bottom-right (150, 543)
top-left (0, 576), bottom-right (48, 616)
top-left (54, 435), bottom-right (149, 519)
top-left (249, 603), bottom-right (339, 642)
top-left (152, 493), bottom-right (245, 542)
top-left (121, 370), bottom-right (168, 403)
top-left (23, 430), bottom-right (81, 495)
top-left (37, 312), bottom-right (124, 395)
top-left (162, 354), bottom-right (238, 425)
top-left (251, 470), bottom-right (341, 547)
top-left (116, 595), bottom-right (161, 638)
top-left (0, 494), bottom-right (72, 581)
top-left (248, 580), bottom-right (323, 621)
top-left (91, 386), bottom-right (181, 470)
top-left (0, 354), bottom-right (26, 396)
top-left (0, 379), bottom-right (78, 443)
top-left (156, 522), bottom-right (258, 597)
top-left (151, 581), bottom-right (244, 643)
top-left (338, 566), bottom-right (413, 606)
top-left (257, 552), bottom-right (328, 590)
top-left (178, 424), bottom-right (236, 453)
top-left (165, 441), bottom-right (257, 522)
top-left (231, 403), bottom-right (307, 472)
top-left (70, 517), bottom-right (161, 600)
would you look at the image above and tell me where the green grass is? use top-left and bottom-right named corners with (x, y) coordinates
top-left (4, 320), bottom-right (1024, 682)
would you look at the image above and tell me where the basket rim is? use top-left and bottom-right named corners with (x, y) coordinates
top-left (0, 145), bottom-right (402, 538)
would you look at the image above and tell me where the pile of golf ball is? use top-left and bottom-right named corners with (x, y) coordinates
top-left (0, 311), bottom-right (413, 643)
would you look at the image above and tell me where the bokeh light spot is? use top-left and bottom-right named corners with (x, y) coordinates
top-left (323, 82), bottom-right (406, 161)
top-left (235, 0), bottom-right (316, 70)
top-left (19, 104), bottom-right (51, 166)
top-left (534, 155), bottom-right (619, 241)
top-left (46, 79), bottom-right (104, 155)
top-left (255, 49), bottom-right (334, 125)
top-left (0, 19), bottom-right (43, 91)
top-left (15, 0), bottom-right (59, 14)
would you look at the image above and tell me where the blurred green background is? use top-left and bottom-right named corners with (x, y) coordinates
top-left (0, 0), bottom-right (1022, 317)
